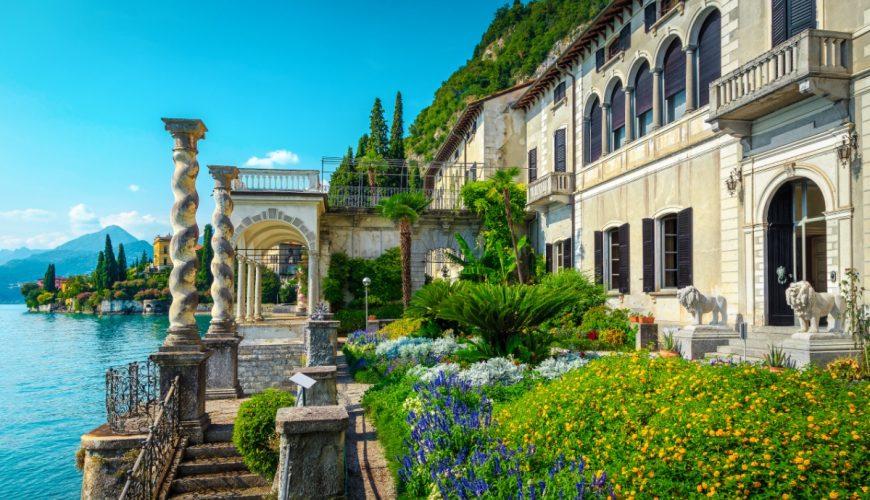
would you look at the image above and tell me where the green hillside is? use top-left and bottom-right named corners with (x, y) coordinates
top-left (406, 0), bottom-right (608, 159)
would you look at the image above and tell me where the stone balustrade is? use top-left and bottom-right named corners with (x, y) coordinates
top-left (527, 171), bottom-right (574, 206)
top-left (232, 168), bottom-right (322, 192)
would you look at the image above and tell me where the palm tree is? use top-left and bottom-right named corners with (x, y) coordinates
top-left (491, 167), bottom-right (524, 283)
top-left (378, 191), bottom-right (431, 308)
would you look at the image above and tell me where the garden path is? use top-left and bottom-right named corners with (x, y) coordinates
top-left (338, 348), bottom-right (397, 500)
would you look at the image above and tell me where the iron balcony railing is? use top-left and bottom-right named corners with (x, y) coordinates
top-left (106, 360), bottom-right (160, 434)
top-left (326, 186), bottom-right (464, 210)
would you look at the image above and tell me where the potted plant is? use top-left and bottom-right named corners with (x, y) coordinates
top-left (640, 312), bottom-right (655, 324)
top-left (763, 345), bottom-right (793, 373)
top-left (367, 315), bottom-right (376, 321)
top-left (659, 331), bottom-right (680, 358)
top-left (629, 313), bottom-right (641, 324)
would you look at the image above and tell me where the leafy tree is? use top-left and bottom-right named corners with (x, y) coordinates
top-left (328, 146), bottom-right (357, 195)
top-left (117, 244), bottom-right (127, 281)
top-left (492, 167), bottom-right (524, 282)
top-left (198, 224), bottom-right (215, 289)
top-left (94, 251), bottom-right (107, 290)
top-left (355, 133), bottom-right (369, 158)
top-left (20, 282), bottom-right (41, 309)
top-left (43, 263), bottom-right (56, 292)
top-left (260, 267), bottom-right (281, 304)
top-left (104, 235), bottom-right (119, 286)
top-left (378, 192), bottom-right (431, 308)
top-left (388, 91), bottom-right (405, 160)
top-left (367, 97), bottom-right (389, 157)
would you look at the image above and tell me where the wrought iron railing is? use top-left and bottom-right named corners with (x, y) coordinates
top-left (118, 376), bottom-right (181, 500)
top-left (106, 360), bottom-right (160, 434)
top-left (327, 186), bottom-right (464, 210)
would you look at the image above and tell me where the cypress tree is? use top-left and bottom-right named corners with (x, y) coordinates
top-left (198, 224), bottom-right (215, 288)
top-left (94, 251), bottom-right (107, 290)
top-left (388, 91), bottom-right (405, 160)
top-left (104, 235), bottom-right (119, 286)
top-left (141, 250), bottom-right (149, 266)
top-left (367, 98), bottom-right (389, 157)
top-left (355, 134), bottom-right (369, 158)
top-left (43, 263), bottom-right (56, 292)
top-left (328, 146), bottom-right (356, 193)
top-left (117, 244), bottom-right (127, 281)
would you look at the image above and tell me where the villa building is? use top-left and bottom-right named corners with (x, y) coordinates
top-left (152, 234), bottom-right (171, 269)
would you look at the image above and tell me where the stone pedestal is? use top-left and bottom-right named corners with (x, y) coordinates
top-left (274, 405), bottom-right (348, 500)
top-left (79, 424), bottom-right (146, 500)
top-left (635, 323), bottom-right (659, 351)
top-left (365, 319), bottom-right (380, 333)
top-left (291, 366), bottom-right (338, 406)
top-left (305, 320), bottom-right (339, 366)
top-left (204, 334), bottom-right (244, 400)
top-left (781, 333), bottom-right (865, 369)
top-left (150, 349), bottom-right (211, 444)
top-left (674, 325), bottom-right (738, 360)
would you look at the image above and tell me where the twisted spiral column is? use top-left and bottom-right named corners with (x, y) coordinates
top-left (207, 166), bottom-right (239, 334)
top-left (161, 118), bottom-right (207, 348)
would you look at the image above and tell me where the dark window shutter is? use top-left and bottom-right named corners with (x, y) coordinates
top-left (528, 148), bottom-right (537, 182)
top-left (663, 40), bottom-right (685, 98)
top-left (554, 129), bottom-right (567, 172)
top-left (593, 231), bottom-right (603, 284)
top-left (644, 3), bottom-right (657, 32)
top-left (772, 0), bottom-right (787, 46)
top-left (677, 207), bottom-right (693, 288)
top-left (618, 223), bottom-right (630, 294)
top-left (642, 218), bottom-right (655, 292)
top-left (595, 48), bottom-right (605, 71)
top-left (554, 81), bottom-right (566, 102)
top-left (788, 0), bottom-right (815, 38)
top-left (546, 243), bottom-right (553, 274)
top-left (562, 238), bottom-right (572, 270)
top-left (619, 24), bottom-right (631, 51)
top-left (589, 98), bottom-right (602, 162)
top-left (697, 10), bottom-right (721, 107)
top-left (611, 82), bottom-right (625, 131)
top-left (635, 61), bottom-right (653, 116)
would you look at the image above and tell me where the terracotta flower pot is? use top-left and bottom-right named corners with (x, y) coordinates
top-left (641, 317), bottom-right (655, 324)
top-left (367, 315), bottom-right (376, 321)
top-left (630, 316), bottom-right (640, 323)
top-left (659, 350), bottom-right (680, 358)
top-left (767, 366), bottom-right (785, 373)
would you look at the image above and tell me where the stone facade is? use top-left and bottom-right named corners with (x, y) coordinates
top-left (237, 340), bottom-right (305, 395)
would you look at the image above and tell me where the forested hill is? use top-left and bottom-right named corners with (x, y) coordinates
top-left (406, 0), bottom-right (609, 160)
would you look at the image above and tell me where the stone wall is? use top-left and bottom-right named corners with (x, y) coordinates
top-left (237, 340), bottom-right (305, 395)
top-left (99, 299), bottom-right (144, 315)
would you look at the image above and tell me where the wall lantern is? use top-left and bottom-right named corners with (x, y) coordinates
top-left (836, 128), bottom-right (858, 168)
top-left (724, 167), bottom-right (742, 197)
top-left (441, 265), bottom-right (450, 279)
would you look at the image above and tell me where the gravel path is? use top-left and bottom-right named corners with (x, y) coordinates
top-left (338, 350), bottom-right (397, 500)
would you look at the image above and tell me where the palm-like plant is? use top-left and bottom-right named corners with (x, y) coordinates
top-left (378, 191), bottom-right (430, 308)
top-left (490, 167), bottom-right (525, 283)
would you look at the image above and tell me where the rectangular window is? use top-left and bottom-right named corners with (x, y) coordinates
top-left (619, 24), bottom-right (631, 52)
top-left (528, 148), bottom-right (537, 182)
top-left (606, 229), bottom-right (621, 291)
top-left (595, 48), bottom-right (605, 72)
top-left (607, 38), bottom-right (621, 60)
top-left (660, 0), bottom-right (677, 17)
top-left (554, 129), bottom-right (567, 172)
top-left (636, 110), bottom-right (653, 137)
top-left (554, 81), bottom-right (566, 103)
top-left (772, 0), bottom-right (816, 47)
top-left (553, 242), bottom-right (564, 273)
top-left (644, 2), bottom-right (657, 32)
top-left (612, 127), bottom-right (625, 150)
top-left (661, 215), bottom-right (678, 288)
top-left (665, 90), bottom-right (686, 124)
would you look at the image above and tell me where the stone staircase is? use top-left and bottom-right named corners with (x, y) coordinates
top-left (709, 327), bottom-right (798, 363)
top-left (168, 423), bottom-right (270, 499)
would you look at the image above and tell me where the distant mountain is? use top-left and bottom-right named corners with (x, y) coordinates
top-left (0, 247), bottom-right (44, 266)
top-left (0, 225), bottom-right (153, 303)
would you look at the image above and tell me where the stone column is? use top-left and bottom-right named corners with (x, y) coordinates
top-left (601, 102), bottom-right (611, 154)
top-left (274, 406), bottom-right (348, 500)
top-left (307, 248), bottom-right (317, 315)
top-left (150, 118), bottom-right (211, 444)
top-left (246, 261), bottom-right (255, 321)
top-left (255, 264), bottom-right (264, 321)
top-left (305, 320), bottom-right (339, 366)
top-left (290, 366), bottom-right (338, 406)
top-left (685, 45), bottom-right (697, 112)
top-left (204, 165), bottom-right (244, 400)
top-left (652, 67), bottom-right (663, 129)
top-left (624, 86), bottom-right (634, 143)
top-left (236, 255), bottom-right (247, 323)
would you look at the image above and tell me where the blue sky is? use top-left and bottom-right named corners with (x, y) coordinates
top-left (0, 0), bottom-right (507, 249)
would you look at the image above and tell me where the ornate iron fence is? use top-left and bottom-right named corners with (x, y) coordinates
top-left (118, 376), bottom-right (182, 500)
top-left (106, 360), bottom-right (159, 434)
top-left (326, 186), bottom-right (464, 210)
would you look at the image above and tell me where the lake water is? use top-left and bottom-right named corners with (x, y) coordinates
top-left (0, 304), bottom-right (211, 499)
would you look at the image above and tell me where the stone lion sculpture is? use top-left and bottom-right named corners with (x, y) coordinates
top-left (785, 281), bottom-right (844, 333)
top-left (677, 286), bottom-right (728, 326)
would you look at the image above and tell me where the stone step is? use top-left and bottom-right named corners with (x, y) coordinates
top-left (716, 344), bottom-right (773, 359)
top-left (184, 442), bottom-right (239, 460)
top-left (169, 471), bottom-right (268, 494)
top-left (177, 456), bottom-right (249, 476)
top-left (204, 423), bottom-right (234, 444)
top-left (168, 486), bottom-right (273, 500)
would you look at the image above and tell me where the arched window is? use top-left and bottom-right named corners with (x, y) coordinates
top-left (634, 61), bottom-right (653, 138)
top-left (588, 96), bottom-right (602, 163)
top-left (697, 11), bottom-right (721, 107)
top-left (662, 39), bottom-right (686, 124)
top-left (610, 82), bottom-right (625, 151)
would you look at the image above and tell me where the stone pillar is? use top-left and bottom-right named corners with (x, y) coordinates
top-left (246, 261), bottom-right (255, 321)
top-left (79, 428), bottom-right (146, 500)
top-left (652, 67), bottom-right (663, 129)
top-left (305, 320), bottom-right (339, 366)
top-left (624, 86), bottom-right (634, 143)
top-left (236, 256), bottom-right (247, 323)
top-left (204, 165), bottom-right (244, 400)
top-left (255, 264), bottom-right (264, 321)
top-left (291, 366), bottom-right (338, 406)
top-left (601, 102), bottom-right (611, 154)
top-left (151, 117), bottom-right (211, 444)
top-left (307, 248), bottom-right (317, 315)
top-left (685, 45), bottom-right (697, 112)
top-left (274, 406), bottom-right (348, 500)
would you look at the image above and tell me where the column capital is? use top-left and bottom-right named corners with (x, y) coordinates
top-left (207, 165), bottom-right (240, 190)
top-left (624, 85), bottom-right (634, 93)
top-left (601, 102), bottom-right (611, 110)
top-left (652, 66), bottom-right (663, 75)
top-left (685, 44), bottom-right (698, 53)
top-left (162, 118), bottom-right (207, 150)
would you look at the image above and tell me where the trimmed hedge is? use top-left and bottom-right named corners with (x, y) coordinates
top-left (232, 389), bottom-right (296, 481)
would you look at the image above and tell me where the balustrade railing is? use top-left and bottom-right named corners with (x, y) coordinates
top-left (327, 186), bottom-right (464, 210)
top-left (528, 171), bottom-right (574, 204)
top-left (232, 168), bottom-right (321, 192)
top-left (106, 360), bottom-right (160, 434)
top-left (118, 376), bottom-right (181, 500)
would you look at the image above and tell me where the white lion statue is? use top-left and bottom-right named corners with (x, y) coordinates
top-left (677, 286), bottom-right (728, 326)
top-left (785, 281), bottom-right (844, 333)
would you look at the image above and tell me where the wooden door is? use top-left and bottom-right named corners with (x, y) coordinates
top-left (767, 185), bottom-right (795, 326)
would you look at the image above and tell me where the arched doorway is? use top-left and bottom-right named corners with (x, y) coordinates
top-left (766, 178), bottom-right (827, 325)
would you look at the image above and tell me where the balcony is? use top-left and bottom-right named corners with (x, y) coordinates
top-left (708, 29), bottom-right (851, 134)
top-left (527, 171), bottom-right (573, 207)
top-left (232, 168), bottom-right (322, 192)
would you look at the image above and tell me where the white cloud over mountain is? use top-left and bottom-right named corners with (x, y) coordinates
top-left (0, 208), bottom-right (56, 222)
top-left (244, 149), bottom-right (300, 168)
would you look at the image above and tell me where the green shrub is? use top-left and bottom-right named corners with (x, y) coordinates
top-left (335, 303), bottom-right (405, 335)
top-left (232, 389), bottom-right (296, 481)
top-left (539, 269), bottom-right (606, 323)
top-left (324, 248), bottom-right (402, 311)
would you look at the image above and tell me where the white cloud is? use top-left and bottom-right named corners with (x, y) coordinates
top-left (128, 184), bottom-right (140, 192)
top-left (244, 149), bottom-right (300, 168)
top-left (0, 232), bottom-right (69, 250)
top-left (0, 208), bottom-right (56, 222)
top-left (68, 203), bottom-right (100, 234)
top-left (99, 211), bottom-right (168, 239)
